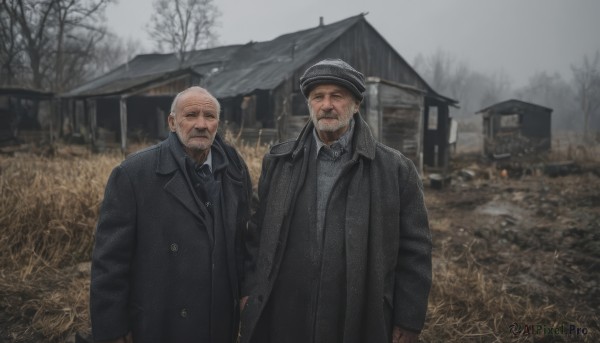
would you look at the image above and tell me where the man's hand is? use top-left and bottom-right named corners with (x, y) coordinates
top-left (392, 326), bottom-right (419, 343)
top-left (240, 296), bottom-right (249, 312)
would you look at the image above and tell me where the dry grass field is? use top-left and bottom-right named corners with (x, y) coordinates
top-left (1, 135), bottom-right (599, 342)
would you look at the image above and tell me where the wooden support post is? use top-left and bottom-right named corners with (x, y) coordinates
top-left (88, 99), bottom-right (97, 150)
top-left (120, 96), bottom-right (128, 153)
top-left (438, 105), bottom-right (450, 173)
top-left (417, 97), bottom-right (425, 176)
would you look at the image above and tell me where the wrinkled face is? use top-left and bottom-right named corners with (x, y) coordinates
top-left (168, 89), bottom-right (219, 155)
top-left (308, 84), bottom-right (359, 138)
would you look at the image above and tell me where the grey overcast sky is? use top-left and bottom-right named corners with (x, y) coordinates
top-left (106, 0), bottom-right (600, 88)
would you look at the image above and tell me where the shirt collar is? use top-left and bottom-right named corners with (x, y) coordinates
top-left (200, 150), bottom-right (213, 173)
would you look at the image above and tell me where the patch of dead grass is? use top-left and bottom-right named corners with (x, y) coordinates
top-left (1, 138), bottom-right (598, 342)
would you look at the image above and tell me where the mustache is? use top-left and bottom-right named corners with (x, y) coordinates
top-left (189, 129), bottom-right (210, 138)
top-left (318, 111), bottom-right (338, 119)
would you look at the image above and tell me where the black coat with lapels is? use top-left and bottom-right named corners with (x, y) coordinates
top-left (91, 132), bottom-right (252, 343)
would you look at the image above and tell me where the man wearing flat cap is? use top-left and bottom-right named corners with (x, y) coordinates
top-left (240, 59), bottom-right (432, 343)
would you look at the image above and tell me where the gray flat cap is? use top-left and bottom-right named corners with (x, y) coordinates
top-left (299, 59), bottom-right (366, 101)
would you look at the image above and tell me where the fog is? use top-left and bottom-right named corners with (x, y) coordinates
top-left (106, 0), bottom-right (600, 131)
top-left (107, 0), bottom-right (599, 88)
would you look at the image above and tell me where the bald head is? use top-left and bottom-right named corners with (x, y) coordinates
top-left (170, 86), bottom-right (221, 118)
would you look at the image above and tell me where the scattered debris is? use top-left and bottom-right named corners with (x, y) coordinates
top-left (544, 160), bottom-right (580, 177)
top-left (458, 169), bottom-right (476, 181)
top-left (429, 173), bottom-right (452, 189)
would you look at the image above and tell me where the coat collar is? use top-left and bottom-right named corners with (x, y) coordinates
top-left (277, 112), bottom-right (376, 161)
top-left (154, 132), bottom-right (248, 244)
top-left (155, 132), bottom-right (183, 175)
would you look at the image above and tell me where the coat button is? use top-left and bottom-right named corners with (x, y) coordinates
top-left (180, 308), bottom-right (188, 318)
top-left (205, 201), bottom-right (211, 208)
top-left (170, 243), bottom-right (179, 252)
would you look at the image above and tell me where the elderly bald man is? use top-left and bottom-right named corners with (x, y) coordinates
top-left (91, 86), bottom-right (252, 343)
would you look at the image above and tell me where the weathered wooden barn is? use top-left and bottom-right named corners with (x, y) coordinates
top-left (62, 14), bottom-right (457, 171)
top-left (476, 99), bottom-right (553, 158)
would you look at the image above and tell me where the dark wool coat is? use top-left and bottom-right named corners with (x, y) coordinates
top-left (241, 114), bottom-right (432, 343)
top-left (91, 133), bottom-right (251, 343)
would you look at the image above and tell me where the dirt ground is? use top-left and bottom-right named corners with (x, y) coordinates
top-left (423, 152), bottom-right (600, 341)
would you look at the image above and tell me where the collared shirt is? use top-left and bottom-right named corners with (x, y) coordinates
top-left (180, 146), bottom-right (217, 219)
top-left (313, 118), bottom-right (355, 248)
top-left (202, 150), bottom-right (213, 173)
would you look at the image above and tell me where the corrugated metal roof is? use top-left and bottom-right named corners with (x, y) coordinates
top-left (63, 14), bottom-right (457, 107)
top-left (206, 15), bottom-right (361, 98)
top-left (0, 86), bottom-right (54, 98)
top-left (63, 15), bottom-right (363, 98)
top-left (62, 45), bottom-right (241, 97)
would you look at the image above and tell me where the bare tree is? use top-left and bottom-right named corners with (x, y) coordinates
top-left (515, 71), bottom-right (576, 131)
top-left (91, 35), bottom-right (145, 76)
top-left (571, 51), bottom-right (600, 141)
top-left (478, 70), bottom-right (511, 109)
top-left (413, 50), bottom-right (454, 94)
top-left (147, 0), bottom-right (220, 65)
top-left (413, 49), bottom-right (474, 116)
top-left (0, 0), bottom-right (113, 91)
top-left (413, 49), bottom-right (514, 119)
top-left (0, 2), bottom-right (25, 85)
top-left (2, 0), bottom-right (55, 89)
top-left (51, 0), bottom-right (113, 91)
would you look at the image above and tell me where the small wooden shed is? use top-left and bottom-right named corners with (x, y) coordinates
top-left (476, 99), bottom-right (553, 158)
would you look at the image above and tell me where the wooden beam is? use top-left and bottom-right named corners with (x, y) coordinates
top-left (120, 96), bottom-right (128, 153)
top-left (88, 99), bottom-right (97, 149)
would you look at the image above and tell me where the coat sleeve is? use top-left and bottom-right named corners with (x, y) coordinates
top-left (393, 160), bottom-right (432, 333)
top-left (90, 165), bottom-right (137, 341)
top-left (241, 154), bottom-right (272, 296)
top-left (237, 152), bottom-right (254, 295)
